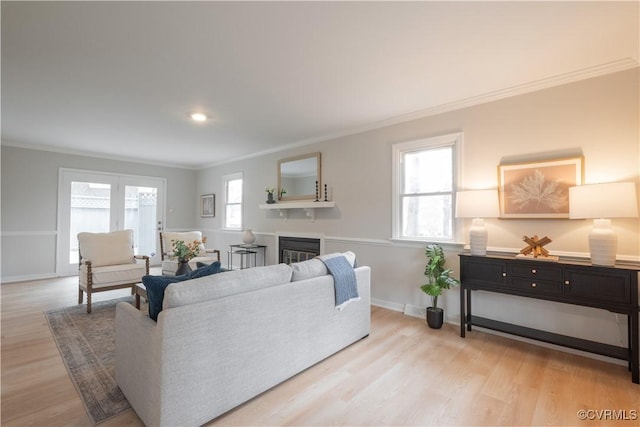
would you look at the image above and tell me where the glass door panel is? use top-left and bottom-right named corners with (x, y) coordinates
top-left (69, 181), bottom-right (113, 264)
top-left (124, 185), bottom-right (160, 264)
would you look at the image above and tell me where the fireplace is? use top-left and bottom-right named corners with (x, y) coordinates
top-left (278, 236), bottom-right (321, 264)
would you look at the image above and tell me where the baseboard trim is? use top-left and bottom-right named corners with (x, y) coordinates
top-left (372, 298), bottom-right (626, 367)
top-left (1, 272), bottom-right (58, 284)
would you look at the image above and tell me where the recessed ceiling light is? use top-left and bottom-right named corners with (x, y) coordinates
top-left (190, 113), bottom-right (208, 122)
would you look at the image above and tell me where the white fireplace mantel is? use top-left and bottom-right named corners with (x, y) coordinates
top-left (258, 201), bottom-right (335, 222)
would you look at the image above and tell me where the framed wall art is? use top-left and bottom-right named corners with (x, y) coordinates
top-left (200, 194), bottom-right (215, 218)
top-left (498, 156), bottom-right (583, 218)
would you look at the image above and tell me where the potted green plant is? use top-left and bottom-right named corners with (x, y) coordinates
top-left (420, 244), bottom-right (460, 329)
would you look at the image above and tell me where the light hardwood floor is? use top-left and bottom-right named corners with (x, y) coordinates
top-left (2, 275), bottom-right (639, 426)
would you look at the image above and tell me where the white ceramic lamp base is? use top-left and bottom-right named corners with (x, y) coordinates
top-left (469, 218), bottom-right (488, 256)
top-left (589, 219), bottom-right (617, 266)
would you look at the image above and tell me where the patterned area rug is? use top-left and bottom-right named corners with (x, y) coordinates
top-left (45, 297), bottom-right (136, 425)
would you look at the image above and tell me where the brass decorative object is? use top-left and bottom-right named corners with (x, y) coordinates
top-left (517, 235), bottom-right (559, 261)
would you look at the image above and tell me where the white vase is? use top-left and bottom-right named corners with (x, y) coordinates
top-left (242, 229), bottom-right (256, 245)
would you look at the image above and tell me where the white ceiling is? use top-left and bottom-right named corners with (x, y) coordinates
top-left (2, 1), bottom-right (638, 169)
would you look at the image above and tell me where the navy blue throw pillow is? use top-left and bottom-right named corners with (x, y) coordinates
top-left (142, 261), bottom-right (222, 321)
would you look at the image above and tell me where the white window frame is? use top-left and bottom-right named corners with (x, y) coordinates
top-left (391, 132), bottom-right (463, 242)
top-left (222, 172), bottom-right (243, 230)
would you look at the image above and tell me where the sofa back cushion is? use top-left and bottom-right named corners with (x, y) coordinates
top-left (77, 229), bottom-right (135, 267)
top-left (164, 263), bottom-right (293, 309)
top-left (291, 251), bottom-right (356, 282)
top-left (162, 231), bottom-right (205, 257)
top-left (143, 261), bottom-right (223, 321)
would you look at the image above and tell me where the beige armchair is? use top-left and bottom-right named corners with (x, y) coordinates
top-left (160, 231), bottom-right (220, 276)
top-left (77, 229), bottom-right (149, 313)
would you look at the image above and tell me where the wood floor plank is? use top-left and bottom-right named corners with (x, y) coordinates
top-left (2, 275), bottom-right (639, 426)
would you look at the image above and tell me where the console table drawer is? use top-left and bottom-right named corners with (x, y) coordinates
top-left (509, 264), bottom-right (562, 282)
top-left (509, 277), bottom-right (562, 296)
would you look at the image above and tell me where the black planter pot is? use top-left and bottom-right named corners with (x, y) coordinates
top-left (426, 307), bottom-right (444, 329)
top-left (175, 260), bottom-right (192, 276)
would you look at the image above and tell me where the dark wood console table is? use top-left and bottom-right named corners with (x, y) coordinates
top-left (459, 254), bottom-right (639, 383)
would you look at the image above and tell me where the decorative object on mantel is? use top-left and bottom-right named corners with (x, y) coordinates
top-left (279, 187), bottom-right (286, 199)
top-left (324, 184), bottom-right (328, 202)
top-left (455, 189), bottom-right (499, 256)
top-left (420, 244), bottom-right (460, 329)
top-left (569, 182), bottom-right (639, 266)
top-left (315, 180), bottom-right (319, 202)
top-left (498, 156), bottom-right (583, 218)
top-left (516, 235), bottom-right (558, 261)
top-left (242, 229), bottom-right (256, 244)
top-left (265, 187), bottom-right (276, 204)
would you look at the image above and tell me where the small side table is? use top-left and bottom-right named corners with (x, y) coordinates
top-left (228, 244), bottom-right (267, 270)
top-left (134, 283), bottom-right (147, 310)
top-left (227, 249), bottom-right (257, 270)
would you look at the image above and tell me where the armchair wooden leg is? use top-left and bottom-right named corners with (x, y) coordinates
top-left (86, 292), bottom-right (92, 314)
top-left (78, 289), bottom-right (83, 304)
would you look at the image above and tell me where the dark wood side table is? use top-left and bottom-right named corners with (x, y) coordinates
top-left (134, 283), bottom-right (147, 310)
top-left (459, 253), bottom-right (640, 384)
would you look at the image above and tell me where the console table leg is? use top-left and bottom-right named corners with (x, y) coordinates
top-left (460, 286), bottom-right (465, 338)
top-left (466, 288), bottom-right (472, 332)
top-left (631, 311), bottom-right (639, 384)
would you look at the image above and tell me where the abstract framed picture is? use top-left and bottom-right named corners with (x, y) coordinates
top-left (498, 156), bottom-right (583, 218)
top-left (200, 194), bottom-right (215, 218)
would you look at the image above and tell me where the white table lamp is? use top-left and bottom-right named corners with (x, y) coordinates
top-left (569, 182), bottom-right (639, 266)
top-left (456, 190), bottom-right (500, 256)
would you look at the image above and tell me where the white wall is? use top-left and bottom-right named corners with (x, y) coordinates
top-left (0, 146), bottom-right (198, 281)
top-left (197, 69), bottom-right (639, 349)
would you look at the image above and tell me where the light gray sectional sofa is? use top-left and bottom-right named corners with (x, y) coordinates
top-left (115, 257), bottom-right (371, 427)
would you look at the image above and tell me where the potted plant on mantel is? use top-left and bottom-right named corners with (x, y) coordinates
top-left (420, 244), bottom-right (460, 329)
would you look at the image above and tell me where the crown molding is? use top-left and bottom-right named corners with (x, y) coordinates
top-left (1, 139), bottom-right (198, 170)
top-left (202, 58), bottom-right (639, 169)
top-left (4, 58), bottom-right (637, 171)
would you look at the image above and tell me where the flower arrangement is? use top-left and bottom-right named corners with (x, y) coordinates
top-left (171, 237), bottom-right (207, 262)
top-left (279, 187), bottom-right (287, 198)
top-left (265, 187), bottom-right (275, 195)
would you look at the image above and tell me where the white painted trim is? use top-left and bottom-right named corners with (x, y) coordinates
top-left (2, 139), bottom-right (198, 170)
top-left (375, 298), bottom-right (626, 367)
top-left (370, 298), bottom-right (405, 313)
top-left (9, 60), bottom-right (630, 171)
top-left (1, 272), bottom-right (59, 284)
top-left (0, 230), bottom-right (57, 236)
top-left (201, 59), bottom-right (639, 169)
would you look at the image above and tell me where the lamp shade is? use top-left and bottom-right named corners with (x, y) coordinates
top-left (569, 182), bottom-right (638, 266)
top-left (455, 190), bottom-right (500, 218)
top-left (569, 182), bottom-right (639, 219)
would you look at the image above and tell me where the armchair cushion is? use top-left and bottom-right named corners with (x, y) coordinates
top-left (78, 230), bottom-right (135, 267)
top-left (79, 262), bottom-right (147, 289)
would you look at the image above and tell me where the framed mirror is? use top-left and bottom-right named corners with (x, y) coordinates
top-left (278, 152), bottom-right (321, 201)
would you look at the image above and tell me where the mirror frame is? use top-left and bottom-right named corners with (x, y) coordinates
top-left (277, 152), bottom-right (321, 201)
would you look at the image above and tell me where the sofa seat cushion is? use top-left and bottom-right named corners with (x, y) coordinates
top-left (164, 263), bottom-right (293, 310)
top-left (79, 262), bottom-right (146, 289)
top-left (77, 230), bottom-right (135, 267)
top-left (161, 256), bottom-right (218, 276)
top-left (291, 251), bottom-right (356, 282)
top-left (144, 261), bottom-right (223, 321)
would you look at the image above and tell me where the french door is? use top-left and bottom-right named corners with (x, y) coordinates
top-left (57, 169), bottom-right (165, 276)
